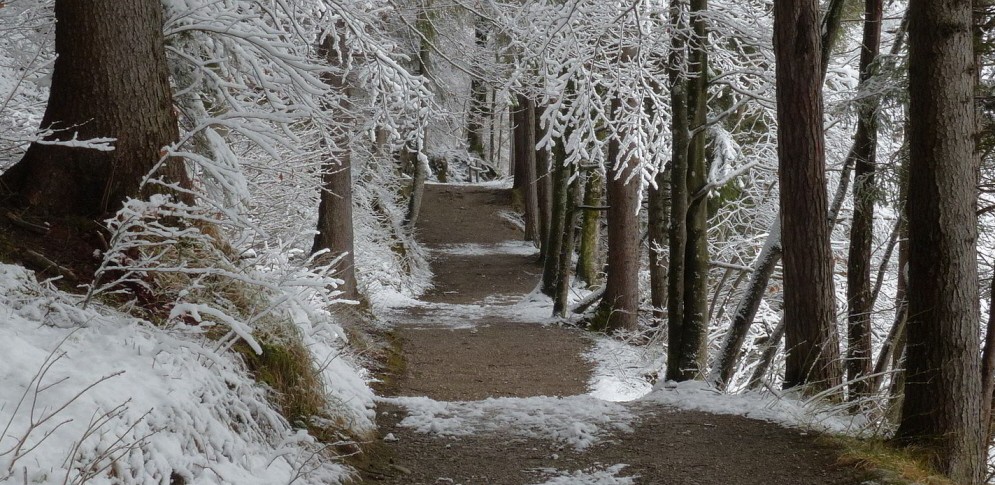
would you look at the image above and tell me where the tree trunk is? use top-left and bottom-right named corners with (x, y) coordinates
top-left (575, 167), bottom-right (603, 287)
top-left (666, 0), bottom-right (691, 379)
top-left (710, 220), bottom-right (781, 387)
top-left (541, 131), bottom-right (567, 297)
top-left (536, 102), bottom-right (552, 257)
top-left (467, 24), bottom-right (488, 160)
top-left (553, 161), bottom-right (579, 317)
top-left (845, 0), bottom-right (883, 402)
top-left (0, 0), bottom-right (183, 217)
top-left (648, 170), bottom-right (669, 326)
top-left (675, 0), bottom-right (711, 380)
top-left (404, 9), bottom-right (432, 228)
top-left (895, 1), bottom-right (984, 481)
top-left (512, 95), bottom-right (540, 242)
top-left (312, 30), bottom-right (359, 301)
top-left (708, 0), bottom-right (852, 389)
top-left (590, 48), bottom-right (641, 333)
top-left (774, 0), bottom-right (843, 394)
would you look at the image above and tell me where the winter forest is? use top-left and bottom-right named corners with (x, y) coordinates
top-left (0, 0), bottom-right (993, 483)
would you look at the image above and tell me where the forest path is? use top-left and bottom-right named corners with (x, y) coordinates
top-left (360, 183), bottom-right (864, 485)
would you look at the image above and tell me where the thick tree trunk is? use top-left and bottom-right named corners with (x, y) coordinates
top-left (895, 1), bottom-right (984, 481)
top-left (0, 0), bottom-right (182, 217)
top-left (512, 95), bottom-right (540, 242)
top-left (312, 31), bottom-right (359, 301)
top-left (774, 0), bottom-right (843, 394)
top-left (845, 0), bottom-right (883, 402)
top-left (575, 167), bottom-right (603, 287)
top-left (590, 50), bottom-right (641, 333)
top-left (708, 0), bottom-right (852, 389)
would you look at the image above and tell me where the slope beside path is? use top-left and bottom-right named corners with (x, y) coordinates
top-left (360, 183), bottom-right (865, 485)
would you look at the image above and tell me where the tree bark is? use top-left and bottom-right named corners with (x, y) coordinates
top-left (590, 48), bottom-right (641, 333)
top-left (541, 129), bottom-right (567, 297)
top-left (648, 170), bottom-right (669, 326)
top-left (708, 0), bottom-right (852, 389)
top-left (666, 0), bottom-right (690, 379)
top-left (404, 8), bottom-right (433, 228)
top-left (312, 30), bottom-right (359, 301)
top-left (512, 95), bottom-right (540, 242)
top-left (575, 167), bottom-right (603, 287)
top-left (0, 0), bottom-right (183, 217)
top-left (553, 161), bottom-right (579, 317)
top-left (536, 102), bottom-right (552, 258)
top-left (845, 0), bottom-right (883, 402)
top-left (774, 0), bottom-right (843, 394)
top-left (468, 24), bottom-right (488, 160)
top-left (895, 1), bottom-right (984, 481)
top-left (675, 0), bottom-right (711, 380)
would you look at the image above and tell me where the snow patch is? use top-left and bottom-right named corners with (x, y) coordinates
top-left (529, 464), bottom-right (636, 485)
top-left (384, 395), bottom-right (636, 450)
top-left (642, 380), bottom-right (868, 435)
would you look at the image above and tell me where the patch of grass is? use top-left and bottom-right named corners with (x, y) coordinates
top-left (830, 436), bottom-right (957, 485)
top-left (234, 330), bottom-right (327, 426)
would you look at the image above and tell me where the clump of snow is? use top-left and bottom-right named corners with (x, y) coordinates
top-left (529, 464), bottom-right (636, 485)
top-left (642, 380), bottom-right (869, 435)
top-left (0, 264), bottom-right (361, 484)
top-left (384, 395), bottom-right (635, 450)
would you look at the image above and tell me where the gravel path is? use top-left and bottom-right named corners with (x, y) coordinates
top-left (358, 183), bottom-right (866, 485)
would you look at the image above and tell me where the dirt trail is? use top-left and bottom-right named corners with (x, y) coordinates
top-left (361, 183), bottom-right (865, 485)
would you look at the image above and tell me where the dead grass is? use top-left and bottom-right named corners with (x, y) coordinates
top-left (831, 437), bottom-right (957, 485)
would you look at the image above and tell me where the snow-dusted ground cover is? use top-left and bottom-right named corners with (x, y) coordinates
top-left (0, 264), bottom-right (371, 484)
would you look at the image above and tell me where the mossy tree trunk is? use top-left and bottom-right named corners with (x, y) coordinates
top-left (666, 0), bottom-right (709, 381)
top-left (553, 160), bottom-right (579, 317)
top-left (575, 167), bottom-right (604, 287)
top-left (541, 127), bottom-right (567, 297)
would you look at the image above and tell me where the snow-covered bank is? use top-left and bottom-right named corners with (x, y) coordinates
top-left (0, 264), bottom-right (372, 484)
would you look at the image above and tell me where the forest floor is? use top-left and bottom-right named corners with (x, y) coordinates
top-left (357, 183), bottom-right (870, 485)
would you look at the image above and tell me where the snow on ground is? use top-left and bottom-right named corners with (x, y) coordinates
top-left (585, 337), bottom-right (663, 402)
top-left (372, 288), bottom-right (558, 329)
top-left (642, 380), bottom-right (869, 435)
top-left (528, 464), bottom-right (636, 485)
top-left (584, 331), bottom-right (869, 435)
top-left (382, 395), bottom-right (635, 450)
top-left (429, 241), bottom-right (539, 257)
top-left (0, 264), bottom-right (368, 484)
